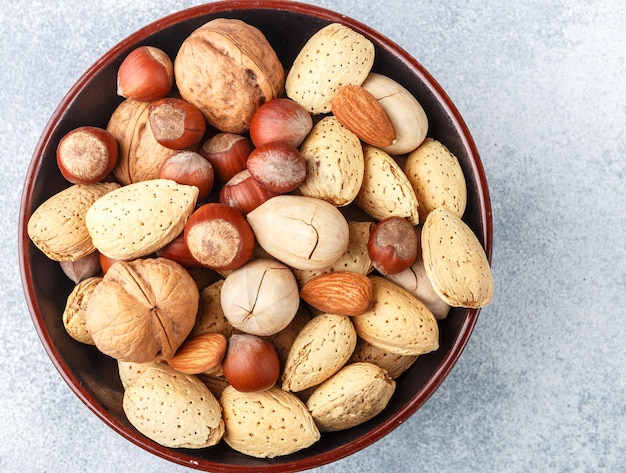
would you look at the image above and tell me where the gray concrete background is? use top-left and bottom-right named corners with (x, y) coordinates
top-left (2, 0), bottom-right (625, 471)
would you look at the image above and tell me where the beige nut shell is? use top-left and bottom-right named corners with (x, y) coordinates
top-left (123, 363), bottom-right (224, 449)
top-left (285, 23), bottom-right (375, 114)
top-left (403, 138), bottom-right (467, 222)
top-left (281, 314), bottom-right (357, 392)
top-left (349, 338), bottom-right (418, 379)
top-left (85, 179), bottom-right (198, 260)
top-left (62, 276), bottom-right (101, 345)
top-left (189, 279), bottom-right (234, 339)
top-left (107, 99), bottom-right (175, 185)
top-left (292, 220), bottom-right (374, 286)
top-left (354, 145), bottom-right (420, 225)
top-left (27, 182), bottom-right (120, 262)
top-left (220, 385), bottom-right (320, 458)
top-left (247, 195), bottom-right (350, 271)
top-left (175, 18), bottom-right (284, 133)
top-left (306, 362), bottom-right (396, 432)
top-left (118, 360), bottom-right (155, 390)
top-left (421, 207), bottom-right (494, 308)
top-left (351, 276), bottom-right (439, 356)
top-left (298, 116), bottom-right (364, 206)
top-left (361, 72), bottom-right (429, 155)
top-left (85, 257), bottom-right (199, 363)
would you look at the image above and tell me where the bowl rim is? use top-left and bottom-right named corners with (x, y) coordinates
top-left (18, 1), bottom-right (492, 471)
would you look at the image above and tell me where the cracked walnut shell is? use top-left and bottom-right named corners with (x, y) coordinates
top-left (85, 257), bottom-right (199, 363)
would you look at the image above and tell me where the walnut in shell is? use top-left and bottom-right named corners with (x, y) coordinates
top-left (85, 257), bottom-right (199, 363)
top-left (175, 18), bottom-right (284, 133)
top-left (107, 99), bottom-right (176, 185)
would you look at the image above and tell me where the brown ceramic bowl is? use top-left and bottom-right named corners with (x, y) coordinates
top-left (19, 1), bottom-right (492, 471)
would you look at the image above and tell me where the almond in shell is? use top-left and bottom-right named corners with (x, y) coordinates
top-left (285, 23), bottom-right (375, 114)
top-left (122, 363), bottom-right (224, 449)
top-left (351, 276), bottom-right (439, 356)
top-left (306, 362), bottom-right (396, 432)
top-left (349, 338), bottom-right (418, 379)
top-left (403, 138), bottom-right (467, 222)
top-left (421, 207), bottom-right (493, 308)
top-left (27, 182), bottom-right (120, 262)
top-left (354, 145), bottom-right (420, 225)
top-left (281, 314), bottom-right (357, 392)
top-left (220, 385), bottom-right (320, 458)
top-left (298, 116), bottom-right (364, 206)
top-left (85, 179), bottom-right (198, 260)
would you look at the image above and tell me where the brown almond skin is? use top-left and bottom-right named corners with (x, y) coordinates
top-left (331, 84), bottom-right (396, 147)
top-left (299, 271), bottom-right (374, 316)
top-left (167, 332), bottom-right (227, 375)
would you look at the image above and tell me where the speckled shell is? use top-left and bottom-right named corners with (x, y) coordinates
top-left (189, 279), bottom-right (234, 339)
top-left (285, 23), bottom-right (375, 114)
top-left (421, 207), bottom-right (494, 308)
top-left (27, 182), bottom-right (120, 262)
top-left (220, 385), bottom-right (320, 458)
top-left (349, 338), bottom-right (418, 379)
top-left (85, 179), bottom-right (198, 260)
top-left (403, 138), bottom-right (467, 222)
top-left (306, 362), bottom-right (395, 432)
top-left (351, 276), bottom-right (439, 356)
top-left (354, 145), bottom-right (420, 224)
top-left (122, 363), bottom-right (224, 449)
top-left (281, 314), bottom-right (357, 392)
top-left (118, 360), bottom-right (155, 390)
top-left (175, 18), bottom-right (284, 133)
top-left (298, 116), bottom-right (364, 206)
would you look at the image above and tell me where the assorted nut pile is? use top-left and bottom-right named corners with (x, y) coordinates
top-left (27, 18), bottom-right (494, 458)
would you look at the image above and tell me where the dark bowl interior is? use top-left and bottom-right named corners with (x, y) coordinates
top-left (18, 1), bottom-right (492, 472)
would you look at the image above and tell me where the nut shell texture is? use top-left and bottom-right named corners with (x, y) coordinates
top-left (285, 23), bottom-right (375, 114)
top-left (355, 145), bottom-right (420, 225)
top-left (85, 179), bottom-right (198, 260)
top-left (220, 258), bottom-right (300, 336)
top-left (298, 116), bottom-right (364, 207)
top-left (421, 207), bottom-right (494, 308)
top-left (351, 276), bottom-right (439, 356)
top-left (281, 314), bottom-right (357, 392)
top-left (85, 258), bottom-right (199, 363)
top-left (175, 18), bottom-right (284, 133)
top-left (247, 195), bottom-right (350, 270)
top-left (404, 138), bottom-right (467, 222)
top-left (220, 385), bottom-right (320, 458)
top-left (27, 182), bottom-right (120, 262)
top-left (306, 362), bottom-right (395, 432)
top-left (122, 363), bottom-right (224, 449)
top-left (107, 99), bottom-right (175, 185)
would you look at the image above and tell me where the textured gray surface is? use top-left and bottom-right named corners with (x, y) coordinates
top-left (3, 0), bottom-right (626, 472)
